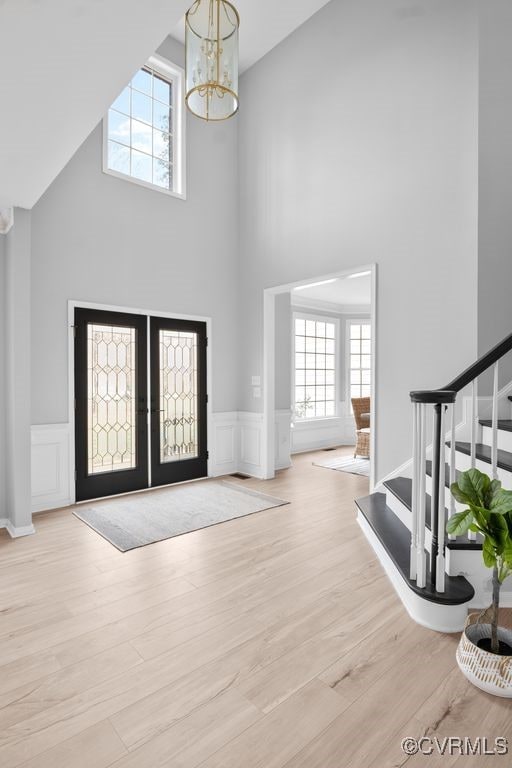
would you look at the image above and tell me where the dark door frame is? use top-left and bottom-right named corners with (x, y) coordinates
top-left (69, 301), bottom-right (212, 504)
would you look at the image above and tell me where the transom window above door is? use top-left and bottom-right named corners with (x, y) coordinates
top-left (293, 315), bottom-right (337, 420)
top-left (103, 55), bottom-right (185, 198)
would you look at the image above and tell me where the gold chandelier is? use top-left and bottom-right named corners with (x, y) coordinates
top-left (185, 0), bottom-right (239, 121)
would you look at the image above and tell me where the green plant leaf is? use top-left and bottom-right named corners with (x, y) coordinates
top-left (446, 509), bottom-right (474, 536)
top-left (450, 482), bottom-right (472, 506)
top-left (458, 468), bottom-right (490, 507)
top-left (490, 488), bottom-right (512, 516)
top-left (483, 539), bottom-right (497, 568)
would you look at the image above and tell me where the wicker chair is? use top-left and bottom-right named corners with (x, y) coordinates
top-left (352, 396), bottom-right (370, 458)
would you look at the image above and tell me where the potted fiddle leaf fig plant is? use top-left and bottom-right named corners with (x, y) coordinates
top-left (446, 467), bottom-right (512, 697)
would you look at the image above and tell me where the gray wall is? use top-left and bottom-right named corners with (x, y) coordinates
top-left (238, 0), bottom-right (479, 481)
top-left (275, 292), bottom-right (292, 411)
top-left (478, 0), bottom-right (512, 387)
top-left (0, 234), bottom-right (6, 519)
top-left (31, 36), bottom-right (239, 425)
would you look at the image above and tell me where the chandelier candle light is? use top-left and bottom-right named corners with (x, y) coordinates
top-left (185, 0), bottom-right (239, 121)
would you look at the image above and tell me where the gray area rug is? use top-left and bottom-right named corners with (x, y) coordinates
top-left (313, 455), bottom-right (370, 477)
top-left (73, 480), bottom-right (289, 551)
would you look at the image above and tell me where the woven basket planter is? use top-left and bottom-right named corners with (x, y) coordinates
top-left (456, 614), bottom-right (512, 697)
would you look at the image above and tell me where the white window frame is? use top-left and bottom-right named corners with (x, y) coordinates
top-left (345, 317), bottom-right (372, 412)
top-left (102, 54), bottom-right (186, 200)
top-left (291, 311), bottom-right (340, 422)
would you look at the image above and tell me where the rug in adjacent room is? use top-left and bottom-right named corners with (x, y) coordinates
top-left (313, 455), bottom-right (370, 476)
top-left (73, 480), bottom-right (289, 551)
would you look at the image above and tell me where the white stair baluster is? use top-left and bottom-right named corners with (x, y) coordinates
top-left (492, 362), bottom-right (499, 480)
top-left (416, 404), bottom-right (427, 588)
top-left (410, 402), bottom-right (419, 580)
top-left (436, 404), bottom-right (446, 592)
top-left (448, 402), bottom-right (456, 541)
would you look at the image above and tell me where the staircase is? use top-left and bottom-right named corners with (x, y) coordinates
top-left (356, 335), bottom-right (512, 633)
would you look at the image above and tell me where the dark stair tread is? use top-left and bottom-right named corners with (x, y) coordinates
top-left (479, 419), bottom-right (512, 432)
top-left (356, 493), bottom-right (475, 605)
top-left (448, 441), bottom-right (512, 473)
top-left (383, 477), bottom-right (482, 550)
top-left (426, 460), bottom-right (460, 488)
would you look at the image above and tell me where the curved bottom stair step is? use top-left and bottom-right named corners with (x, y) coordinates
top-left (355, 492), bottom-right (475, 606)
top-left (383, 477), bottom-right (482, 550)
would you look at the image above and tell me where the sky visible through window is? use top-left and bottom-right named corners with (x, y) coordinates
top-left (107, 67), bottom-right (173, 191)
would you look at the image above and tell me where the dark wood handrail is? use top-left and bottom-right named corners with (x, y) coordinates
top-left (410, 331), bottom-right (512, 403)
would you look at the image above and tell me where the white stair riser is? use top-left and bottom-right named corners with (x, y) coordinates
top-left (481, 425), bottom-right (512, 453)
top-left (451, 448), bottom-right (512, 487)
top-left (424, 474), bottom-right (464, 513)
top-left (384, 488), bottom-right (432, 549)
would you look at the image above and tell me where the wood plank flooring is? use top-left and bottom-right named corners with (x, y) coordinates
top-left (0, 447), bottom-right (511, 768)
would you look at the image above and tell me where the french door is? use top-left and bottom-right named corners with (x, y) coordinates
top-left (74, 308), bottom-right (207, 502)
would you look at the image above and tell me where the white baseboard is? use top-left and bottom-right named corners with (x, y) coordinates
top-left (1, 520), bottom-right (36, 538)
top-left (291, 414), bottom-right (355, 454)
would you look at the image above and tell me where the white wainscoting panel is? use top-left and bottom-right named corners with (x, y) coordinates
top-left (275, 410), bottom-right (292, 470)
top-left (209, 412), bottom-right (238, 477)
top-left (238, 412), bottom-right (264, 478)
top-left (291, 412), bottom-right (356, 454)
top-left (31, 424), bottom-right (73, 513)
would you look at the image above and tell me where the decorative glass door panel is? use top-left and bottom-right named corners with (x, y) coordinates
top-left (159, 330), bottom-right (199, 463)
top-left (75, 309), bottom-right (148, 501)
top-left (150, 317), bottom-right (207, 487)
top-left (88, 324), bottom-right (137, 474)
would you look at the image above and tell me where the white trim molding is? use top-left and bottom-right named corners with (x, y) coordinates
top-left (0, 207), bottom-right (14, 234)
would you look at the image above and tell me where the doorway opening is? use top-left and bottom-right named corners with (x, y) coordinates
top-left (262, 265), bottom-right (376, 490)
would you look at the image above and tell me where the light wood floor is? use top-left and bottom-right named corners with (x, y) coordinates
top-left (1, 447), bottom-right (511, 768)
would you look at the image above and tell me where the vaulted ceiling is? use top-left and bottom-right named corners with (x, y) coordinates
top-left (0, 0), bottom-right (331, 209)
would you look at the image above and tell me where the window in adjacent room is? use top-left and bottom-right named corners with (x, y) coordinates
top-left (103, 55), bottom-right (185, 198)
top-left (348, 321), bottom-right (371, 401)
top-left (293, 315), bottom-right (337, 420)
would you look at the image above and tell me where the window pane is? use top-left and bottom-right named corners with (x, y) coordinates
top-left (361, 385), bottom-right (371, 396)
top-left (325, 401), bottom-right (335, 416)
top-left (154, 75), bottom-right (171, 104)
top-left (325, 370), bottom-right (335, 385)
top-left (153, 128), bottom-right (171, 159)
top-left (325, 385), bottom-right (335, 400)
top-left (325, 354), bottom-right (335, 370)
top-left (131, 149), bottom-right (152, 182)
top-left (295, 336), bottom-right (305, 352)
top-left (325, 339), bottom-right (335, 355)
top-left (296, 370), bottom-right (305, 385)
top-left (351, 354), bottom-right (360, 370)
top-left (351, 385), bottom-right (361, 398)
top-left (325, 323), bottom-right (335, 339)
top-left (316, 402), bottom-right (326, 417)
top-left (316, 321), bottom-right (325, 337)
top-left (316, 369), bottom-right (326, 385)
top-left (361, 355), bottom-right (371, 369)
top-left (316, 386), bottom-right (325, 401)
top-left (361, 324), bottom-right (371, 339)
top-left (108, 110), bottom-right (131, 146)
top-left (153, 100), bottom-right (172, 131)
top-left (305, 320), bottom-right (315, 336)
top-left (361, 340), bottom-right (371, 354)
top-left (132, 91), bottom-right (152, 125)
top-left (132, 69), bottom-right (152, 95)
top-left (315, 337), bottom-right (325, 354)
top-left (350, 324), bottom-right (361, 339)
top-left (350, 340), bottom-right (360, 354)
top-left (305, 337), bottom-right (315, 354)
top-left (131, 119), bottom-right (152, 154)
top-left (362, 370), bottom-right (371, 384)
top-left (351, 370), bottom-right (361, 384)
top-left (108, 141), bottom-right (130, 175)
top-left (295, 318), bottom-right (305, 335)
top-left (111, 87), bottom-right (130, 116)
top-left (153, 158), bottom-right (171, 189)
top-left (295, 386), bottom-right (305, 404)
top-left (306, 386), bottom-right (315, 400)
top-left (295, 353), bottom-right (305, 369)
top-left (305, 370), bottom-right (315, 385)
top-left (305, 354), bottom-right (315, 369)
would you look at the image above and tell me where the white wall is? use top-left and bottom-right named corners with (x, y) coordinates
top-left (478, 0), bottom-right (512, 388)
top-left (31, 36), bottom-right (239, 426)
top-left (238, 0), bottom-right (479, 482)
top-left (0, 234), bottom-right (6, 520)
